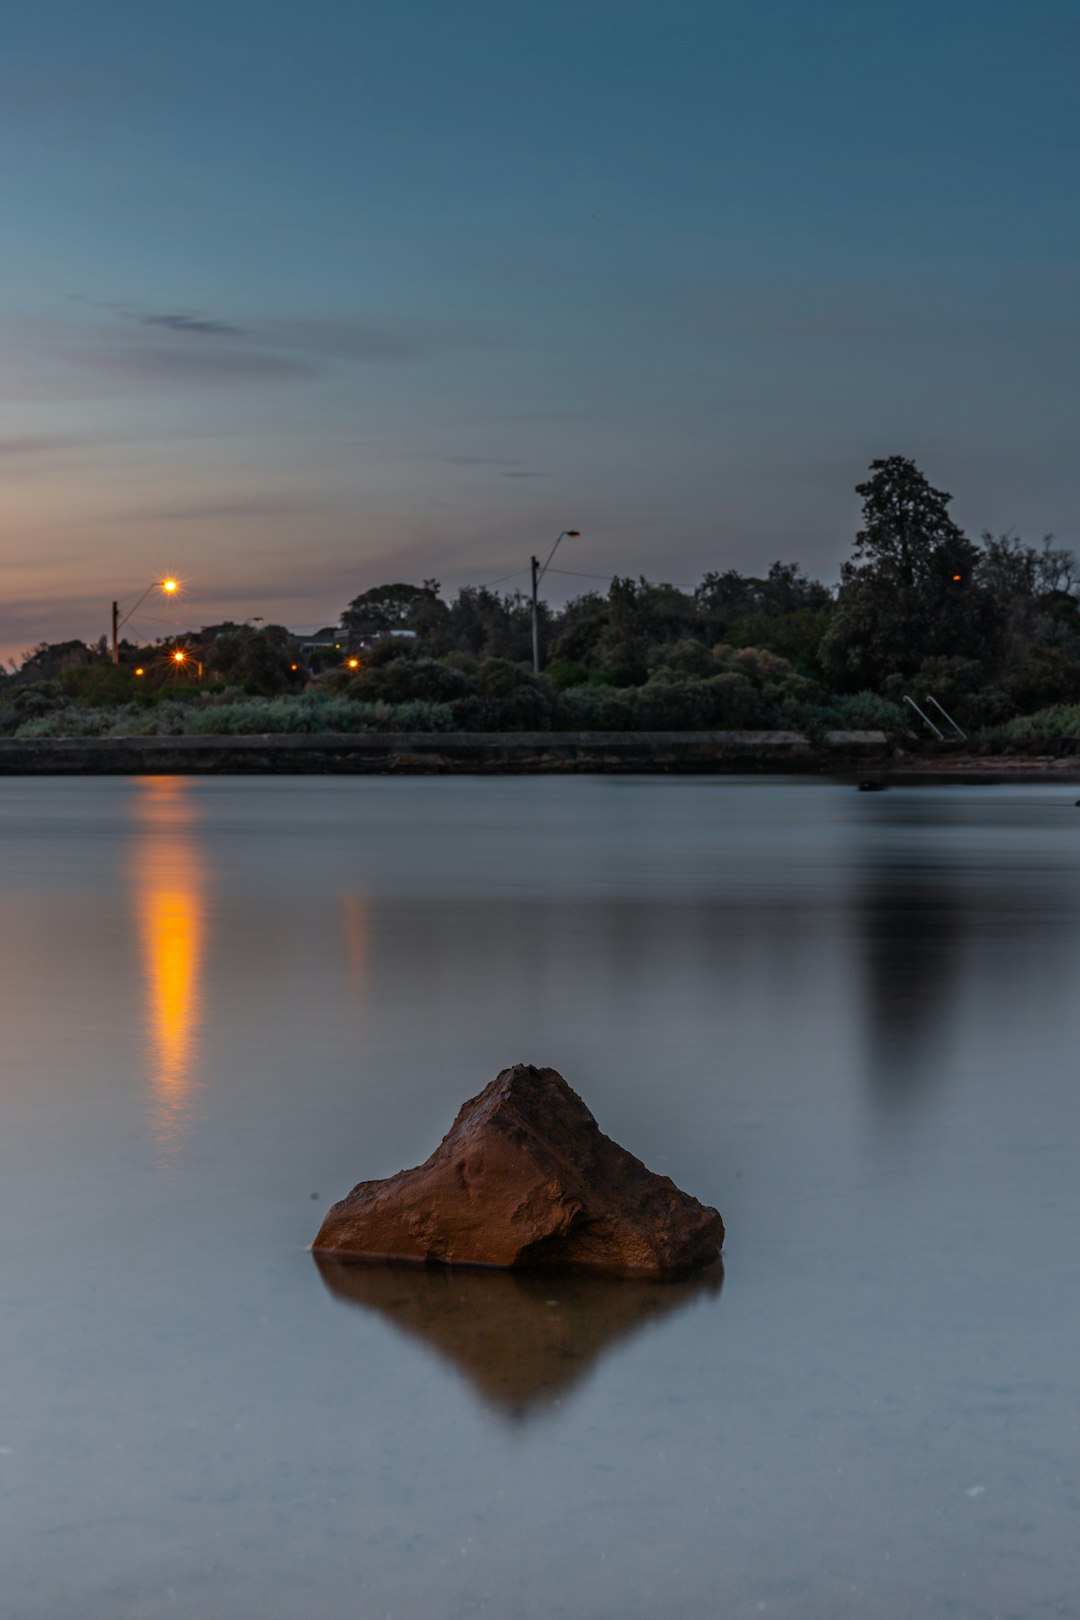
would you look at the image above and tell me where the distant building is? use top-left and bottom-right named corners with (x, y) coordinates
top-left (296, 628), bottom-right (344, 655)
top-left (292, 626), bottom-right (418, 669)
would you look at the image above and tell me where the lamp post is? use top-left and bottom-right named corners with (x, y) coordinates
top-left (112, 578), bottom-right (179, 664)
top-left (530, 530), bottom-right (580, 674)
top-left (171, 648), bottom-right (203, 681)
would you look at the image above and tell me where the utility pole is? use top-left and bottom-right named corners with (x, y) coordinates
top-left (111, 579), bottom-right (180, 669)
top-left (530, 556), bottom-right (541, 675)
top-left (530, 530), bottom-right (580, 675)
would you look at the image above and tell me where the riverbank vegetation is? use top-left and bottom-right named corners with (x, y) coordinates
top-left (5, 458), bottom-right (1080, 742)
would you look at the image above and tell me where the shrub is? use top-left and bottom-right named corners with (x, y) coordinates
top-left (702, 672), bottom-right (770, 727)
top-left (981, 704), bottom-right (1080, 741)
top-left (351, 657), bottom-right (471, 705)
top-left (556, 686), bottom-right (637, 730)
top-left (450, 684), bottom-right (554, 730)
top-left (58, 665), bottom-right (136, 706)
top-left (633, 677), bottom-right (716, 729)
top-left (832, 691), bottom-right (908, 731)
top-left (646, 641), bottom-right (716, 678)
top-left (544, 659), bottom-right (590, 691)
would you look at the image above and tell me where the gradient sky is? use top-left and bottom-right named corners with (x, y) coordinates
top-left (1, 0), bottom-right (1076, 660)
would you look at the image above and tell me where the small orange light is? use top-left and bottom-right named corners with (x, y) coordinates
top-left (173, 650), bottom-right (186, 664)
top-left (347, 657), bottom-right (360, 670)
top-left (952, 573), bottom-right (962, 582)
top-left (135, 667), bottom-right (145, 677)
top-left (290, 663), bottom-right (299, 671)
top-left (162, 578), bottom-right (179, 594)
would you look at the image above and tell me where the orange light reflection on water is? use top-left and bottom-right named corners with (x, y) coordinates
top-left (341, 893), bottom-right (371, 999)
top-left (130, 777), bottom-right (207, 1158)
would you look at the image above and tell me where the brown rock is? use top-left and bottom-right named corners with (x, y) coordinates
top-left (312, 1063), bottom-right (724, 1277)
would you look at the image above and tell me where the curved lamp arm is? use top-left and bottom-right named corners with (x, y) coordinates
top-left (536, 530), bottom-right (581, 588)
top-left (116, 578), bottom-right (179, 633)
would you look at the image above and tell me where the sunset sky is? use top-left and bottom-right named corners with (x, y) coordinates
top-left (2, 0), bottom-right (1076, 662)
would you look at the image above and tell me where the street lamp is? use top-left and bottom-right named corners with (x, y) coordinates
top-left (531, 530), bottom-right (580, 674)
top-left (112, 578), bottom-right (180, 665)
top-left (171, 647), bottom-right (203, 680)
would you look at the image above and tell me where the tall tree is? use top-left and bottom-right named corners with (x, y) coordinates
top-left (820, 457), bottom-right (996, 689)
top-left (342, 581), bottom-right (440, 635)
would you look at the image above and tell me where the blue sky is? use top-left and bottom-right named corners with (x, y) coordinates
top-left (1, 0), bottom-right (1076, 658)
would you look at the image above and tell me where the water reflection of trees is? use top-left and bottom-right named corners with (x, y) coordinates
top-left (130, 778), bottom-right (207, 1157)
top-left (315, 1254), bottom-right (722, 1423)
top-left (852, 794), bottom-right (1080, 1110)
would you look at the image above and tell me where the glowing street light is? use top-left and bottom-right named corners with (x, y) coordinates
top-left (346, 656), bottom-right (360, 671)
top-left (170, 647), bottom-right (203, 680)
top-left (531, 530), bottom-right (581, 674)
top-left (112, 578), bottom-right (182, 665)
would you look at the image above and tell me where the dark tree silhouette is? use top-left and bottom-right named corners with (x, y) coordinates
top-left (820, 456), bottom-right (997, 690)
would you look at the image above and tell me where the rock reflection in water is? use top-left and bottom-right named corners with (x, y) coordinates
top-left (315, 1253), bottom-right (722, 1420)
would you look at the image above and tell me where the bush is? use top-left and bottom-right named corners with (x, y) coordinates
top-left (350, 657), bottom-right (471, 705)
top-left (474, 658), bottom-right (533, 699)
top-left (544, 659), bottom-right (590, 691)
top-left (59, 665), bottom-right (136, 706)
top-left (556, 686), bottom-right (638, 730)
top-left (450, 683), bottom-right (555, 730)
top-left (701, 672), bottom-right (770, 727)
top-left (10, 683), bottom-right (64, 719)
top-left (981, 704), bottom-right (1080, 741)
top-left (646, 641), bottom-right (716, 678)
top-left (16, 706), bottom-right (105, 739)
top-left (633, 677), bottom-right (717, 729)
top-left (832, 691), bottom-right (908, 731)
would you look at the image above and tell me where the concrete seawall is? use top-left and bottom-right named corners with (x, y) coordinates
top-left (0, 730), bottom-right (891, 775)
top-left (2, 731), bottom-right (1077, 777)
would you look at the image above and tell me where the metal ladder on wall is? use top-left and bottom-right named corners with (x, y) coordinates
top-left (902, 693), bottom-right (967, 742)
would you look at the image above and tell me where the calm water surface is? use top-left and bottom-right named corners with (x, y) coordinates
top-left (1, 775), bottom-right (1079, 1619)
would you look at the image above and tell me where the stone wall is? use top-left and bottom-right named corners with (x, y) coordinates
top-left (0, 730), bottom-right (893, 775)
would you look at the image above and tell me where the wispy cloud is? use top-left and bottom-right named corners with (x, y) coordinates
top-left (502, 470), bottom-right (546, 478)
top-left (0, 433), bottom-right (77, 460)
top-left (115, 493), bottom-right (324, 524)
top-left (449, 455), bottom-right (522, 466)
top-left (139, 312), bottom-right (243, 337)
top-left (66, 342), bottom-right (317, 386)
top-left (11, 300), bottom-right (497, 401)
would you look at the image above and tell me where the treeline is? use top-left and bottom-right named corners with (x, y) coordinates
top-left (5, 457), bottom-right (1080, 740)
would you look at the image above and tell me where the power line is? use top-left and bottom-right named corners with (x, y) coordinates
top-left (475, 567), bottom-right (529, 589)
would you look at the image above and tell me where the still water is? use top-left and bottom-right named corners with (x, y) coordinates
top-left (1, 775), bottom-right (1079, 1619)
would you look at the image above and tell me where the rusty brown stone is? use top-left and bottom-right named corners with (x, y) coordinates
top-left (312, 1063), bottom-right (724, 1277)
